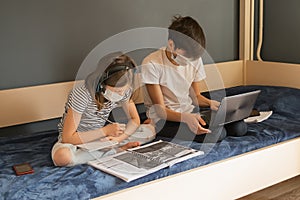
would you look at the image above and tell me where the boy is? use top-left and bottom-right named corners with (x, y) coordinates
top-left (141, 15), bottom-right (226, 143)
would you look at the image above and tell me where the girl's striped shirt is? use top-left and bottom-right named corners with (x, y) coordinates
top-left (57, 83), bottom-right (131, 139)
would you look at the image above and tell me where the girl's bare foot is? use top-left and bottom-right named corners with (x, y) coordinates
top-left (120, 142), bottom-right (140, 150)
top-left (143, 118), bottom-right (152, 124)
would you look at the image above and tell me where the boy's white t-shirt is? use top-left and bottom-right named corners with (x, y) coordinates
top-left (141, 47), bottom-right (206, 121)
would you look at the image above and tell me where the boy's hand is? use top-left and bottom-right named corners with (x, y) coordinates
top-left (182, 113), bottom-right (211, 135)
top-left (210, 100), bottom-right (220, 111)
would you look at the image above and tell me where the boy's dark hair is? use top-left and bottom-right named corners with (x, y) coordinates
top-left (168, 15), bottom-right (206, 59)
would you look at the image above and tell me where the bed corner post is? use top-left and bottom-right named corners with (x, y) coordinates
top-left (239, 0), bottom-right (254, 86)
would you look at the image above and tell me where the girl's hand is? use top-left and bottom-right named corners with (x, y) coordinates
top-left (120, 142), bottom-right (140, 150)
top-left (143, 118), bottom-right (152, 124)
top-left (182, 113), bottom-right (211, 135)
top-left (102, 123), bottom-right (125, 137)
top-left (106, 135), bottom-right (124, 143)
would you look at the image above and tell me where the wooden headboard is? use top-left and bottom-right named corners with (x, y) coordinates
top-left (246, 61), bottom-right (300, 89)
top-left (0, 81), bottom-right (74, 128)
top-left (1, 60), bottom-right (299, 128)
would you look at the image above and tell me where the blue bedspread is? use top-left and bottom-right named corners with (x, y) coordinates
top-left (1, 86), bottom-right (300, 200)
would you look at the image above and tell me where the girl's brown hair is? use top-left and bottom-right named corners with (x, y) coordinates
top-left (94, 54), bottom-right (136, 110)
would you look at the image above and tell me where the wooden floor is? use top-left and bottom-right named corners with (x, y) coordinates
top-left (238, 175), bottom-right (300, 200)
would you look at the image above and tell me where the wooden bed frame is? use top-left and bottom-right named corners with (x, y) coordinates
top-left (1, 60), bottom-right (300, 199)
top-left (1, 1), bottom-right (300, 198)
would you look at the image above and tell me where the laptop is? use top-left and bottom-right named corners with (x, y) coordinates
top-left (201, 90), bottom-right (261, 128)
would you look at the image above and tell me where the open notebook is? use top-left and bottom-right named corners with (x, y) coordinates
top-left (77, 140), bottom-right (119, 152)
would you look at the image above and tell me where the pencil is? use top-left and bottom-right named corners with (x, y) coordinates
top-left (99, 115), bottom-right (114, 124)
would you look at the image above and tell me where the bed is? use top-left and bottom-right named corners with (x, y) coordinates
top-left (1, 60), bottom-right (300, 200)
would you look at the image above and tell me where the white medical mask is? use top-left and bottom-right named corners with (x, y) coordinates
top-left (172, 53), bottom-right (194, 66)
top-left (102, 88), bottom-right (124, 102)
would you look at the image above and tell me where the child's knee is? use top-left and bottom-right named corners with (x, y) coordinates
top-left (225, 120), bottom-right (248, 137)
top-left (53, 147), bottom-right (73, 166)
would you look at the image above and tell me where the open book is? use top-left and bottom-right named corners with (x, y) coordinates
top-left (88, 140), bottom-right (203, 182)
top-left (76, 124), bottom-right (155, 152)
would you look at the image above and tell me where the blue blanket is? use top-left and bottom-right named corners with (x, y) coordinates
top-left (1, 86), bottom-right (300, 200)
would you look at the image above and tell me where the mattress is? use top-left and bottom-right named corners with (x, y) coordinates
top-left (1, 85), bottom-right (300, 200)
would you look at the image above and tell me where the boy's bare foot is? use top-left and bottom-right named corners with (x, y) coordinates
top-left (120, 142), bottom-right (140, 150)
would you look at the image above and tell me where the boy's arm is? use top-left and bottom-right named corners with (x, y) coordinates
top-left (190, 82), bottom-right (220, 110)
top-left (146, 84), bottom-right (210, 134)
top-left (145, 84), bottom-right (182, 122)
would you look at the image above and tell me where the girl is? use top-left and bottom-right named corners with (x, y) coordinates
top-left (52, 52), bottom-right (140, 166)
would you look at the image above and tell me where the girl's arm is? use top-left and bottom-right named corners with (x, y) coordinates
top-left (122, 99), bottom-right (140, 132)
top-left (108, 99), bottom-right (140, 142)
top-left (61, 108), bottom-right (123, 145)
top-left (190, 81), bottom-right (220, 111)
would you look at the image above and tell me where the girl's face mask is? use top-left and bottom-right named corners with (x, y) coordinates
top-left (102, 85), bottom-right (129, 102)
top-left (102, 89), bottom-right (124, 102)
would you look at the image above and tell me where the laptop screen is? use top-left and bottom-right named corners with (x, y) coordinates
top-left (209, 90), bottom-right (261, 127)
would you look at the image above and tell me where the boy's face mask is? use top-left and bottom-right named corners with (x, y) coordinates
top-left (168, 44), bottom-right (195, 66)
top-left (172, 53), bottom-right (194, 66)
